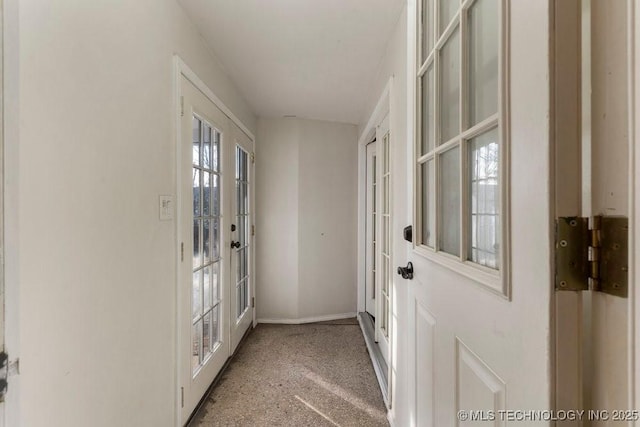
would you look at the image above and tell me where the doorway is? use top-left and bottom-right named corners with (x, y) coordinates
top-left (176, 60), bottom-right (255, 425)
top-left (359, 108), bottom-right (392, 407)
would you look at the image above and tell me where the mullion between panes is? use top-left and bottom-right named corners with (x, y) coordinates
top-left (432, 30), bottom-right (440, 252)
top-left (200, 123), bottom-right (206, 312)
top-left (459, 1), bottom-right (468, 262)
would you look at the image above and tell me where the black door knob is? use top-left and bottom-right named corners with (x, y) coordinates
top-left (397, 262), bottom-right (414, 280)
top-left (231, 241), bottom-right (241, 249)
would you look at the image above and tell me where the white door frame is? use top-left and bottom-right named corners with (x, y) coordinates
top-left (2, 1), bottom-right (19, 425)
top-left (364, 142), bottom-right (377, 316)
top-left (356, 77), bottom-right (394, 410)
top-left (630, 0), bottom-right (640, 415)
top-left (173, 56), bottom-right (255, 426)
top-left (357, 78), bottom-right (392, 314)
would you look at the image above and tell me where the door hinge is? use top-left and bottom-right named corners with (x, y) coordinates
top-left (181, 386), bottom-right (184, 408)
top-left (252, 297), bottom-right (255, 308)
top-left (250, 152), bottom-right (255, 164)
top-left (180, 96), bottom-right (184, 117)
top-left (251, 225), bottom-right (255, 237)
top-left (181, 242), bottom-right (184, 262)
top-left (555, 216), bottom-right (628, 297)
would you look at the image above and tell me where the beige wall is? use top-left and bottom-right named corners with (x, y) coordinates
top-left (256, 118), bottom-right (358, 322)
top-left (9, 0), bottom-right (255, 425)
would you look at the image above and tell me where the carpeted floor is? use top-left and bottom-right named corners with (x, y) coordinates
top-left (190, 318), bottom-right (389, 427)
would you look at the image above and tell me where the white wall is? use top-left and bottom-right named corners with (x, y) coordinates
top-left (8, 0), bottom-right (256, 426)
top-left (255, 119), bottom-right (299, 320)
top-left (256, 118), bottom-right (358, 322)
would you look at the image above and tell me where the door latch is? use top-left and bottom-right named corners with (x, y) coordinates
top-left (397, 262), bottom-right (414, 280)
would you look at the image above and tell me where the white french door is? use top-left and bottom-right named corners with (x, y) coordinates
top-left (229, 127), bottom-right (254, 352)
top-left (365, 142), bottom-right (377, 317)
top-left (179, 76), bottom-right (230, 423)
top-left (375, 115), bottom-right (391, 367)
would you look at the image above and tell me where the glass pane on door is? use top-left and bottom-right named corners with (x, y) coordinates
top-left (235, 146), bottom-right (250, 319)
top-left (192, 116), bottom-right (222, 376)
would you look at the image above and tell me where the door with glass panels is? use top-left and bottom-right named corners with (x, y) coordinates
top-left (365, 142), bottom-right (377, 317)
top-left (405, 0), bottom-right (554, 424)
top-left (375, 116), bottom-right (391, 367)
top-left (229, 124), bottom-right (254, 353)
top-left (179, 77), bottom-right (229, 423)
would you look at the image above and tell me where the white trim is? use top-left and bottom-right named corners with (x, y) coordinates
top-left (628, 0), bottom-right (638, 416)
top-left (257, 312), bottom-right (357, 325)
top-left (387, 410), bottom-right (396, 427)
top-left (358, 79), bottom-right (393, 148)
top-left (357, 77), bottom-right (392, 315)
top-left (173, 57), bottom-right (182, 427)
top-left (174, 56), bottom-right (255, 142)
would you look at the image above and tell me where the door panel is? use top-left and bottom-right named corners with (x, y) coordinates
top-left (407, 1), bottom-right (553, 425)
top-left (180, 77), bottom-right (230, 423)
top-left (229, 123), bottom-right (254, 353)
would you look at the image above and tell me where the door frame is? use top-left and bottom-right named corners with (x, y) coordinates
top-left (358, 77), bottom-right (392, 314)
top-left (552, 0), bottom-right (639, 415)
top-left (356, 77), bottom-right (394, 410)
top-left (173, 56), bottom-right (255, 426)
top-left (631, 0), bottom-right (640, 414)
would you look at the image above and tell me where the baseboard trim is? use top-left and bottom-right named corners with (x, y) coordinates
top-left (257, 312), bottom-right (357, 325)
top-left (387, 410), bottom-right (396, 427)
top-left (357, 312), bottom-right (389, 407)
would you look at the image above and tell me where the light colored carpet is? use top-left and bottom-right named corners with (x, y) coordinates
top-left (190, 318), bottom-right (389, 426)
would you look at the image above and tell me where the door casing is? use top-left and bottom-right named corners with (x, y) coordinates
top-left (174, 57), bottom-right (256, 426)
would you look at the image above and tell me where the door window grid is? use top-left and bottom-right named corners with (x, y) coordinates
top-left (417, 0), bottom-right (502, 271)
top-left (381, 133), bottom-right (391, 337)
top-left (192, 116), bottom-right (222, 376)
top-left (372, 155), bottom-right (377, 299)
top-left (235, 146), bottom-right (250, 319)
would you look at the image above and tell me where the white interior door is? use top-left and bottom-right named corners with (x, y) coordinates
top-left (375, 115), bottom-right (390, 367)
top-left (365, 142), bottom-right (377, 317)
top-left (229, 125), bottom-right (254, 353)
top-left (179, 76), bottom-right (230, 424)
top-left (406, 0), bottom-right (552, 425)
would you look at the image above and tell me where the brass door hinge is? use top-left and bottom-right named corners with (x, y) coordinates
top-left (251, 225), bottom-right (255, 237)
top-left (555, 216), bottom-right (628, 297)
top-left (252, 297), bottom-right (255, 308)
top-left (250, 152), bottom-right (255, 164)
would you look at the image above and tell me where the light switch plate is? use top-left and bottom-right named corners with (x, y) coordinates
top-left (159, 195), bottom-right (174, 221)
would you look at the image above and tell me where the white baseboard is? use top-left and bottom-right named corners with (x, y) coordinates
top-left (387, 409), bottom-right (396, 427)
top-left (257, 312), bottom-right (357, 325)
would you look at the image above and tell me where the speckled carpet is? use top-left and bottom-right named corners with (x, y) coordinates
top-left (190, 318), bottom-right (389, 426)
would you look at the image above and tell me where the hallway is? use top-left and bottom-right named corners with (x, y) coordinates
top-left (190, 319), bottom-right (388, 426)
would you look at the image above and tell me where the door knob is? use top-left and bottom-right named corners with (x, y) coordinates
top-left (231, 241), bottom-right (241, 249)
top-left (397, 262), bottom-right (414, 280)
